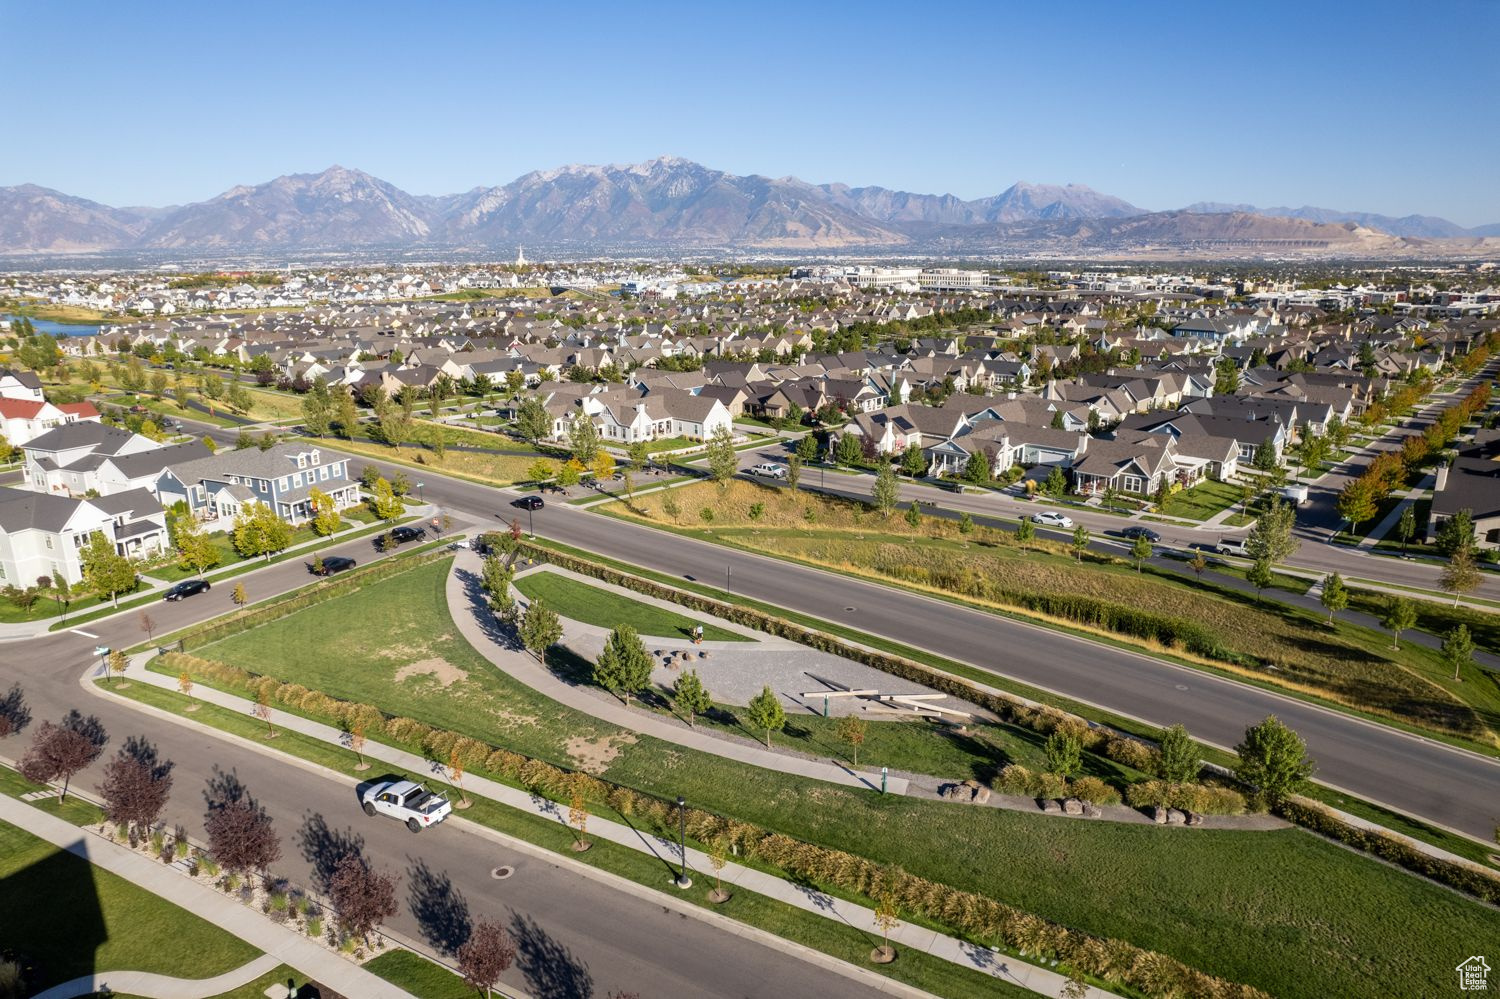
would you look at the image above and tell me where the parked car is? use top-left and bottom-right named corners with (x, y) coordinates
top-left (361, 779), bottom-right (452, 833)
top-left (1121, 526), bottom-right (1161, 543)
top-left (313, 555), bottom-right (356, 576)
top-left (514, 495), bottom-right (544, 511)
top-left (390, 525), bottom-right (427, 544)
top-left (1030, 511), bottom-right (1074, 528)
top-left (748, 462), bottom-right (788, 480)
top-left (1215, 537), bottom-right (1250, 557)
top-left (163, 579), bottom-right (211, 601)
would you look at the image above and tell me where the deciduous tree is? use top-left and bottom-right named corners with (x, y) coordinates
top-left (1380, 596), bottom-right (1418, 649)
top-left (835, 714), bottom-right (868, 766)
top-left (457, 920), bottom-right (516, 999)
top-left (704, 426), bottom-right (738, 487)
top-left (100, 736), bottom-right (174, 835)
top-left (519, 598), bottom-right (562, 661)
top-left (515, 396), bottom-right (551, 444)
top-left (1152, 724), bottom-right (1199, 785)
top-left (1441, 546), bottom-right (1482, 607)
top-left (1442, 624), bottom-right (1475, 682)
top-left (673, 670), bottom-right (711, 728)
top-left (872, 461), bottom-right (899, 518)
top-left (1044, 729), bottom-right (1082, 777)
top-left (593, 625), bottom-right (653, 706)
top-left (203, 774), bottom-right (280, 887)
top-left (1319, 572), bottom-right (1348, 624)
top-left (20, 712), bottom-right (108, 801)
top-left (568, 414), bottom-right (601, 465)
top-left (1234, 715), bottom-right (1314, 807)
top-left (81, 531), bottom-right (136, 608)
top-left (746, 685), bottom-right (786, 748)
top-left (309, 487), bottom-right (341, 540)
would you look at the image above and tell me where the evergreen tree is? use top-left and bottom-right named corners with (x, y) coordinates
top-left (593, 625), bottom-right (653, 706)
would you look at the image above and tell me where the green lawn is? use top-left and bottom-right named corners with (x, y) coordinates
top-left (0, 820), bottom-right (261, 993)
top-left (513, 570), bottom-right (748, 642)
top-left (363, 951), bottom-right (473, 999)
top-left (0, 763), bottom-right (105, 826)
top-left (170, 559), bottom-right (1500, 998)
top-left (1156, 479), bottom-right (1250, 521)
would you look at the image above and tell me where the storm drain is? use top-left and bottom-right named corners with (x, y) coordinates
top-left (491, 866), bottom-right (515, 880)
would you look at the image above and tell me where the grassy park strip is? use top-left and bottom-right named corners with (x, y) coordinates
top-left (596, 480), bottom-right (1500, 750)
top-left (0, 819), bottom-right (262, 994)
top-left (142, 558), bottom-right (1500, 998)
top-left (101, 681), bottom-right (1035, 999)
top-left (513, 570), bottom-right (750, 642)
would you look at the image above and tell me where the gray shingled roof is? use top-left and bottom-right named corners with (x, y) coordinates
top-left (23, 421), bottom-right (139, 455)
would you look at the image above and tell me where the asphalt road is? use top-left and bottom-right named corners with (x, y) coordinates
top-left (298, 446), bottom-right (1500, 841)
top-left (5, 530), bottom-right (875, 999)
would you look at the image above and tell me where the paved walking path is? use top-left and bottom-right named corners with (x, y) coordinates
top-left (1356, 483), bottom-right (1428, 550)
top-left (30, 955), bottom-right (282, 999)
top-left (458, 551), bottom-right (912, 794)
top-left (105, 657), bottom-right (1096, 997)
top-left (0, 794), bottom-right (414, 999)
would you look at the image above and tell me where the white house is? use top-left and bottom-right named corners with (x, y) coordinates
top-left (0, 486), bottom-right (167, 587)
top-left (22, 422), bottom-right (162, 496)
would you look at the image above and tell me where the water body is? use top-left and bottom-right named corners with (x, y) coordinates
top-left (1, 313), bottom-right (103, 337)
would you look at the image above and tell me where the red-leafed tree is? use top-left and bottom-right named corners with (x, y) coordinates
top-left (100, 736), bottom-right (174, 835)
top-left (328, 854), bottom-right (399, 946)
top-left (457, 920), bottom-right (517, 999)
top-left (203, 774), bottom-right (280, 887)
top-left (19, 711), bottom-right (108, 801)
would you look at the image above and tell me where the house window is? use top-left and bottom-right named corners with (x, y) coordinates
top-left (45, 537), bottom-right (53, 550)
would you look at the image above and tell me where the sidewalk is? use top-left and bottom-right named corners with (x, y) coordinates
top-left (0, 794), bottom-right (414, 999)
top-left (30, 955), bottom-right (282, 999)
top-left (1355, 483), bottom-right (1428, 550)
top-left (105, 655), bottom-right (1096, 997)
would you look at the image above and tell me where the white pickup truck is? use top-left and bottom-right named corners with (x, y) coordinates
top-left (748, 462), bottom-right (788, 480)
top-left (360, 780), bottom-right (452, 833)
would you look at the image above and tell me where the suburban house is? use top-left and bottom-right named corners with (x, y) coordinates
top-left (1069, 436), bottom-right (1189, 496)
top-left (0, 485), bottom-right (167, 587)
top-left (154, 444), bottom-right (359, 529)
top-left (1428, 432), bottom-right (1500, 549)
top-left (0, 396), bottom-right (101, 447)
top-left (21, 422), bottom-right (163, 496)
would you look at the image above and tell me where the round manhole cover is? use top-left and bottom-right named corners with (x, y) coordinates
top-left (845, 606), bottom-right (857, 612)
top-left (1174, 684), bottom-right (1189, 691)
top-left (491, 866), bottom-right (515, 880)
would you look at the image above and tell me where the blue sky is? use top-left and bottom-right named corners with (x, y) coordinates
top-left (5, 0), bottom-right (1498, 225)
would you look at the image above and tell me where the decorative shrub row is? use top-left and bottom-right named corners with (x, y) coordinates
top-left (154, 649), bottom-right (1265, 999)
top-left (996, 765), bottom-right (1122, 806)
top-left (1123, 780), bottom-right (1248, 816)
top-left (1277, 800), bottom-right (1500, 905)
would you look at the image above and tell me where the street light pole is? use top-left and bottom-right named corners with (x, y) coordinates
top-left (417, 482), bottom-right (425, 504)
top-left (674, 796), bottom-right (692, 888)
top-left (726, 565), bottom-right (731, 596)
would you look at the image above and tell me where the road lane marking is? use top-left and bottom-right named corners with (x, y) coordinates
top-left (70, 629), bottom-right (99, 638)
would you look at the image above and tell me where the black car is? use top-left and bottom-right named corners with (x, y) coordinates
top-left (163, 579), bottom-right (211, 601)
top-left (313, 555), bottom-right (356, 576)
top-left (1121, 526), bottom-right (1161, 543)
top-left (390, 525), bottom-right (427, 544)
top-left (514, 495), bottom-right (544, 511)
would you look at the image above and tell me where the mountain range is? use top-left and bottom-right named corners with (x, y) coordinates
top-left (1, 157), bottom-right (1496, 256)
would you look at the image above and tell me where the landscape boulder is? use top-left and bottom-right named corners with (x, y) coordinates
top-left (1151, 805), bottom-right (1168, 824)
top-left (1186, 811), bottom-right (1205, 827)
top-left (1166, 808), bottom-right (1188, 826)
top-left (1061, 797), bottom-right (1085, 816)
top-left (1041, 799), bottom-right (1063, 814)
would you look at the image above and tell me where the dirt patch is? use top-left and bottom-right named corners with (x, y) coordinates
top-left (565, 732), bottom-right (638, 774)
top-left (377, 637), bottom-right (453, 660)
top-left (487, 706), bottom-right (540, 730)
top-left (395, 658), bottom-right (468, 688)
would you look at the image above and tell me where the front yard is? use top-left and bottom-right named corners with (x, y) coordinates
top-left (1155, 479), bottom-right (1249, 521)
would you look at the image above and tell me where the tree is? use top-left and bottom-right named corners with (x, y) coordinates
top-left (138, 609), bottom-right (157, 642)
top-left (231, 582), bottom-right (248, 608)
top-left (1435, 509), bottom-right (1476, 558)
top-left (19, 713), bottom-right (107, 802)
top-left (1213, 356), bottom-right (1240, 395)
top-left (1130, 532), bottom-right (1153, 572)
top-left (519, 598), bottom-right (562, 661)
top-left (1442, 624), bottom-right (1475, 682)
top-left (526, 458), bottom-right (555, 485)
top-left (178, 671), bottom-right (194, 706)
top-left (107, 649), bottom-right (128, 685)
top-left (480, 556), bottom-right (514, 616)
top-left (232, 502), bottom-right (291, 562)
top-left (81, 530), bottom-right (136, 608)
top-left (872, 875), bottom-right (900, 962)
top-left (1152, 724), bottom-right (1200, 785)
top-left (203, 777), bottom-right (280, 888)
top-left (796, 434), bottom-right (818, 462)
top-left (556, 460), bottom-right (583, 489)
top-left (1069, 523), bottom-right (1090, 561)
top-left (786, 454), bottom-right (802, 490)
top-left (568, 414), bottom-right (601, 466)
top-left (1246, 557), bottom-right (1274, 603)
top-left (175, 516), bottom-right (222, 578)
top-left (746, 685), bottom-right (786, 748)
top-left (704, 426), bottom-right (738, 487)
top-left (0, 683), bottom-right (31, 740)
top-left (366, 476), bottom-right (405, 521)
top-left (457, 920), bottom-right (516, 999)
top-left (1043, 465), bottom-right (1067, 497)
top-left (1015, 516), bottom-right (1034, 551)
top-left (334, 390), bottom-right (359, 438)
top-left (226, 381), bottom-right (254, 415)
top-left (1441, 546), bottom-right (1482, 607)
top-left (379, 393), bottom-right (412, 449)
top-left (1336, 479), bottom-right (1377, 535)
top-left (328, 853), bottom-right (399, 946)
top-left (1188, 549), bottom-right (1208, 580)
top-left (309, 487), bottom-right (341, 540)
top-left (1234, 715), bottom-right (1314, 807)
top-left (835, 714), bottom-right (868, 766)
top-left (1319, 573), bottom-right (1348, 624)
top-left (958, 511), bottom-right (974, 535)
top-left (301, 378), bottom-right (332, 436)
top-left (1251, 438), bottom-right (1278, 473)
top-left (1246, 496), bottom-right (1299, 565)
top-left (1396, 504), bottom-right (1417, 555)
top-left (100, 736), bottom-right (174, 835)
top-left (1043, 729), bottom-right (1082, 777)
top-left (900, 442), bottom-right (927, 478)
top-left (567, 772), bottom-right (590, 848)
top-left (593, 624), bottom-right (653, 707)
top-left (674, 670), bottom-right (712, 728)
top-left (962, 448), bottom-right (991, 484)
top-left (252, 687), bottom-right (275, 737)
top-left (903, 501), bottom-right (922, 528)
top-left (872, 461), bottom-right (899, 517)
top-left (1381, 596), bottom-right (1418, 649)
top-left (834, 433), bottom-right (861, 467)
top-left (515, 396), bottom-right (551, 444)
top-left (592, 450), bottom-right (617, 483)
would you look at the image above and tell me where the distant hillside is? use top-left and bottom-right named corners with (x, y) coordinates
top-left (1, 159), bottom-right (1494, 255)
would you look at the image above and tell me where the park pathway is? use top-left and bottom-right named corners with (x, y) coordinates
top-left (29, 955), bottom-right (282, 999)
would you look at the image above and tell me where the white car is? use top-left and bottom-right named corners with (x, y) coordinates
top-left (749, 462), bottom-right (788, 480)
top-left (1215, 538), bottom-right (1250, 557)
top-left (1031, 510), bottom-right (1074, 529)
top-left (361, 780), bottom-right (452, 833)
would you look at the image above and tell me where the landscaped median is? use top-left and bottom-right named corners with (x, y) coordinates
top-left (114, 552), bottom-right (1500, 998)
